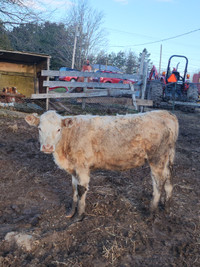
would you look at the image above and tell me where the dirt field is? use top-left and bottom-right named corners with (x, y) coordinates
top-left (0, 108), bottom-right (199, 266)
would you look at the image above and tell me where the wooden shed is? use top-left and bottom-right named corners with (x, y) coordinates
top-left (0, 50), bottom-right (50, 97)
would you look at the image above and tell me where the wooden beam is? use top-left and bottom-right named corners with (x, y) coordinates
top-left (0, 71), bottom-right (34, 78)
top-left (0, 92), bottom-right (25, 98)
top-left (77, 97), bottom-right (153, 106)
top-left (41, 70), bottom-right (141, 80)
top-left (43, 81), bottom-right (132, 89)
top-left (31, 89), bottom-right (137, 99)
top-left (169, 101), bottom-right (200, 108)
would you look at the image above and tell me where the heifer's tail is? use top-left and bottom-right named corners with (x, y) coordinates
top-left (158, 110), bottom-right (179, 143)
top-left (156, 110), bottom-right (179, 165)
top-left (169, 112), bottom-right (179, 144)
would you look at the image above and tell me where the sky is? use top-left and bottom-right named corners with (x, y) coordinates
top-left (34, 0), bottom-right (200, 75)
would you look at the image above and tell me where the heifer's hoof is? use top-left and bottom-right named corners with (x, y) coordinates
top-left (73, 213), bottom-right (85, 223)
top-left (66, 208), bottom-right (77, 219)
top-left (150, 202), bottom-right (158, 213)
top-left (164, 200), bottom-right (171, 213)
top-left (66, 201), bottom-right (78, 219)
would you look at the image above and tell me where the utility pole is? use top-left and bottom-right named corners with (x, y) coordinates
top-left (159, 44), bottom-right (162, 74)
top-left (72, 25), bottom-right (79, 69)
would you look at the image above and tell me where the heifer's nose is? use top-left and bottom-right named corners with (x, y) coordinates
top-left (42, 144), bottom-right (54, 152)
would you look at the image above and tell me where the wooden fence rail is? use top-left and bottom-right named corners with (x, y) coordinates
top-left (41, 70), bottom-right (142, 80)
top-left (31, 59), bottom-right (152, 111)
top-left (43, 81), bottom-right (134, 89)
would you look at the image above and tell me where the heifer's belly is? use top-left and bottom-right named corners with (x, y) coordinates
top-left (93, 147), bottom-right (147, 171)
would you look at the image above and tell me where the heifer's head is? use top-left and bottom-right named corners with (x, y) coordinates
top-left (25, 111), bottom-right (73, 154)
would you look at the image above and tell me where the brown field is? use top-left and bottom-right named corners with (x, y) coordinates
top-left (0, 108), bottom-right (199, 266)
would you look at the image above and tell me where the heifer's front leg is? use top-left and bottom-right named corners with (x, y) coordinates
top-left (66, 175), bottom-right (78, 218)
top-left (76, 169), bottom-right (90, 221)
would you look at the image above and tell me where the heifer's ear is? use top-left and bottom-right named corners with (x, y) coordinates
top-left (62, 118), bottom-right (74, 128)
top-left (25, 113), bottom-right (40, 126)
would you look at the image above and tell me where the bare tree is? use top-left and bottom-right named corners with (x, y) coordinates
top-left (0, 0), bottom-right (42, 27)
top-left (66, 0), bottom-right (107, 69)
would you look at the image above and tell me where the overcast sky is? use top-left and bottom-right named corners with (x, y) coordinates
top-left (36, 0), bottom-right (200, 74)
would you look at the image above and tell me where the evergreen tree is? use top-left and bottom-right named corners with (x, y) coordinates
top-left (95, 50), bottom-right (108, 65)
top-left (92, 50), bottom-right (139, 73)
top-left (0, 23), bottom-right (12, 49)
top-left (125, 50), bottom-right (137, 74)
top-left (8, 22), bottom-right (74, 69)
top-left (113, 51), bottom-right (126, 72)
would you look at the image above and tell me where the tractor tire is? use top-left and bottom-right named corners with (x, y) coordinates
top-left (187, 83), bottom-right (198, 102)
top-left (146, 80), bottom-right (163, 107)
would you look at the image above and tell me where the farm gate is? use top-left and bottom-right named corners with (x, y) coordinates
top-left (30, 61), bottom-right (153, 115)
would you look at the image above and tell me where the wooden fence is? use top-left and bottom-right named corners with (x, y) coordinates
top-left (31, 61), bottom-right (152, 111)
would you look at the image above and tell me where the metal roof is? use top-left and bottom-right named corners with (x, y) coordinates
top-left (0, 50), bottom-right (51, 64)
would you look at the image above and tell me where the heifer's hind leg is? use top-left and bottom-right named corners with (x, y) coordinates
top-left (163, 150), bottom-right (174, 209)
top-left (164, 177), bottom-right (173, 211)
top-left (150, 167), bottom-right (163, 211)
top-left (149, 151), bottom-right (174, 212)
top-left (149, 159), bottom-right (168, 211)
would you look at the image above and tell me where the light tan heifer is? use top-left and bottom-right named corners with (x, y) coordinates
top-left (25, 110), bottom-right (179, 220)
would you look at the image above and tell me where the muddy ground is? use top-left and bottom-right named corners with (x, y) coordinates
top-left (0, 108), bottom-right (199, 266)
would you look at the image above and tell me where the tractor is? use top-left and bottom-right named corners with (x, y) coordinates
top-left (147, 55), bottom-right (198, 106)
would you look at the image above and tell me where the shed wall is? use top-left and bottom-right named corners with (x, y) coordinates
top-left (0, 62), bottom-right (35, 97)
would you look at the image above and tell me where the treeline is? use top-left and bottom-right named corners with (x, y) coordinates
top-left (1, 21), bottom-right (151, 73)
top-left (0, 0), bottom-right (152, 73)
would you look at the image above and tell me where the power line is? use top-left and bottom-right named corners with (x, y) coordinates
top-left (106, 27), bottom-right (154, 39)
top-left (109, 28), bottom-right (200, 48)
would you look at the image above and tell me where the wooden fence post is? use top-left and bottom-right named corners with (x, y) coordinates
top-left (139, 51), bottom-right (146, 78)
top-left (130, 83), bottom-right (137, 110)
top-left (46, 57), bottom-right (50, 111)
top-left (140, 61), bottom-right (148, 112)
top-left (82, 77), bottom-right (87, 109)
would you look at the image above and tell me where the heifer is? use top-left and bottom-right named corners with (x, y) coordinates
top-left (25, 110), bottom-right (179, 220)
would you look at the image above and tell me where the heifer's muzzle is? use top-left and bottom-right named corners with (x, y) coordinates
top-left (41, 144), bottom-right (54, 154)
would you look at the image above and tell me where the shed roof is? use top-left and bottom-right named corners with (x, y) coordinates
top-left (0, 50), bottom-right (51, 65)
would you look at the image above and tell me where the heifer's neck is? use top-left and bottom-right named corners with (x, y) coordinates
top-left (53, 129), bottom-right (74, 174)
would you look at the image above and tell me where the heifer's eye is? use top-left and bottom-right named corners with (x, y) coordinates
top-left (57, 128), bottom-right (61, 132)
top-left (38, 127), bottom-right (41, 131)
